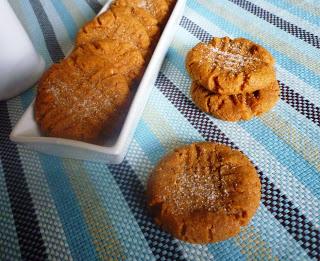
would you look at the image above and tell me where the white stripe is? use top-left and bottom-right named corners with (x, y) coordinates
top-left (40, 0), bottom-right (74, 55)
top-left (255, 0), bottom-right (320, 36)
top-left (276, 66), bottom-right (320, 107)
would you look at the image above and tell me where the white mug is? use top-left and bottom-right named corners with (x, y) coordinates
top-left (0, 0), bottom-right (45, 101)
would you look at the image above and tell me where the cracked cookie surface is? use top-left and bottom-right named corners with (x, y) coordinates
top-left (186, 37), bottom-right (275, 95)
top-left (71, 40), bottom-right (145, 83)
top-left (35, 43), bottom-right (131, 143)
top-left (191, 81), bottom-right (280, 121)
top-left (147, 142), bottom-right (261, 243)
top-left (76, 8), bottom-right (150, 55)
top-left (110, 5), bottom-right (160, 42)
top-left (113, 0), bottom-right (169, 24)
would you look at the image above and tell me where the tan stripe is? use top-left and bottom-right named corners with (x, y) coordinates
top-left (260, 111), bottom-right (320, 172)
top-left (285, 0), bottom-right (320, 17)
top-left (63, 159), bottom-right (125, 260)
top-left (235, 225), bottom-right (280, 260)
top-left (197, 0), bottom-right (320, 76)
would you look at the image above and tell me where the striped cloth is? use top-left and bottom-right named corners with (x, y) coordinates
top-left (1, 0), bottom-right (319, 260)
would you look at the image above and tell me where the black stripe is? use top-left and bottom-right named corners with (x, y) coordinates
top-left (228, 0), bottom-right (320, 49)
top-left (29, 0), bottom-right (64, 63)
top-left (155, 73), bottom-right (320, 260)
top-left (108, 161), bottom-right (186, 261)
top-left (0, 102), bottom-right (47, 260)
top-left (280, 82), bottom-right (320, 127)
top-left (180, 16), bottom-right (320, 128)
top-left (84, 0), bottom-right (103, 14)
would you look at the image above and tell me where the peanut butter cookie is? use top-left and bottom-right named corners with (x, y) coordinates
top-left (35, 47), bottom-right (130, 143)
top-left (110, 5), bottom-right (160, 43)
top-left (147, 142), bottom-right (261, 244)
top-left (113, 0), bottom-right (169, 24)
top-left (76, 8), bottom-right (150, 55)
top-left (186, 37), bottom-right (275, 95)
top-left (71, 40), bottom-right (145, 83)
top-left (191, 81), bottom-right (280, 121)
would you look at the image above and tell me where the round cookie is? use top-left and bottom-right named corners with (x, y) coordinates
top-left (35, 53), bottom-right (130, 143)
top-left (191, 81), bottom-right (280, 121)
top-left (186, 37), bottom-right (276, 95)
top-left (110, 5), bottom-right (160, 43)
top-left (76, 8), bottom-right (150, 55)
top-left (147, 142), bottom-right (261, 244)
top-left (70, 40), bottom-right (145, 83)
top-left (113, 0), bottom-right (169, 24)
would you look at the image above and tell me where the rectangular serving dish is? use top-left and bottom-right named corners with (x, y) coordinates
top-left (10, 0), bottom-right (186, 164)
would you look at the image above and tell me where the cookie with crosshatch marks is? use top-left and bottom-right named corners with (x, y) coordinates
top-left (191, 81), bottom-right (280, 121)
top-left (113, 0), bottom-right (169, 25)
top-left (35, 43), bottom-right (131, 143)
top-left (76, 7), bottom-right (151, 56)
top-left (186, 37), bottom-right (276, 95)
top-left (71, 39), bottom-right (145, 83)
top-left (147, 142), bottom-right (261, 243)
top-left (110, 5), bottom-right (160, 42)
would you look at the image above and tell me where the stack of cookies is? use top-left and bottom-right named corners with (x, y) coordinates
top-left (35, 0), bottom-right (175, 143)
top-left (186, 37), bottom-right (280, 121)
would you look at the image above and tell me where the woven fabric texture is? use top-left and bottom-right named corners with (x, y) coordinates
top-left (1, 0), bottom-right (319, 260)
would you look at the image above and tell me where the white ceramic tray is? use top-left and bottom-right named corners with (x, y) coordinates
top-left (10, 0), bottom-right (186, 164)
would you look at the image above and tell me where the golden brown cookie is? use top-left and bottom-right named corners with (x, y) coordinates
top-left (70, 40), bottom-right (145, 83)
top-left (113, 0), bottom-right (169, 24)
top-left (76, 8), bottom-right (150, 55)
top-left (147, 142), bottom-right (261, 244)
top-left (186, 37), bottom-right (276, 95)
top-left (35, 51), bottom-right (130, 143)
top-left (191, 81), bottom-right (280, 121)
top-left (110, 5), bottom-right (160, 43)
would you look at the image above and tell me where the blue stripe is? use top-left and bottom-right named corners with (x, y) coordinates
top-left (134, 120), bottom-right (166, 164)
top-left (212, 0), bottom-right (320, 58)
top-left (72, 0), bottom-right (96, 20)
top-left (165, 46), bottom-right (320, 199)
top-left (186, 0), bottom-right (320, 90)
top-left (50, 0), bottom-right (78, 40)
top-left (29, 0), bottom-right (64, 63)
top-left (264, 0), bottom-right (320, 27)
top-left (239, 119), bottom-right (320, 198)
top-left (84, 161), bottom-right (155, 259)
top-left (83, 0), bottom-right (103, 14)
top-left (39, 155), bottom-right (98, 261)
top-left (208, 239), bottom-right (246, 261)
top-left (228, 0), bottom-right (320, 49)
top-left (107, 161), bottom-right (186, 261)
top-left (9, 1), bottom-right (52, 66)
